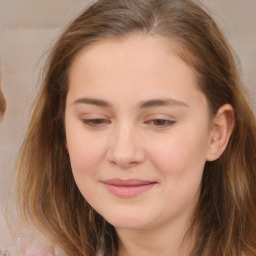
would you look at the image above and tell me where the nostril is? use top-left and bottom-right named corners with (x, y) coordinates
top-left (107, 147), bottom-right (146, 168)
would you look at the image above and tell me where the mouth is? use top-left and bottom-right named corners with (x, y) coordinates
top-left (102, 179), bottom-right (157, 197)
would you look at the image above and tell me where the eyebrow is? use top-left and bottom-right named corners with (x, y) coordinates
top-left (72, 97), bottom-right (188, 108)
top-left (72, 98), bottom-right (112, 107)
top-left (139, 98), bottom-right (189, 109)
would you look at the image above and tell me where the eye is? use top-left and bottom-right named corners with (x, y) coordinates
top-left (145, 119), bottom-right (175, 128)
top-left (82, 118), bottom-right (111, 128)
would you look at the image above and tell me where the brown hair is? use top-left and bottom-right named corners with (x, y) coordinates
top-left (14, 0), bottom-right (256, 255)
top-left (0, 70), bottom-right (6, 120)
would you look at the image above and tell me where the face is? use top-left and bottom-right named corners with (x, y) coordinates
top-left (65, 35), bottom-right (213, 232)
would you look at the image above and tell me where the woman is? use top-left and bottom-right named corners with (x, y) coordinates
top-left (14, 0), bottom-right (256, 255)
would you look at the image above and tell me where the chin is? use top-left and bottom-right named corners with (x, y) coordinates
top-left (103, 212), bottom-right (154, 231)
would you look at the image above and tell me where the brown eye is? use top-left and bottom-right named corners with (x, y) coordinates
top-left (146, 119), bottom-right (175, 128)
top-left (153, 120), bottom-right (169, 126)
top-left (82, 119), bottom-right (110, 127)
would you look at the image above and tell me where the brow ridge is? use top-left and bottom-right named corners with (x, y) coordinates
top-left (72, 98), bottom-right (112, 107)
top-left (72, 97), bottom-right (188, 109)
top-left (139, 98), bottom-right (188, 109)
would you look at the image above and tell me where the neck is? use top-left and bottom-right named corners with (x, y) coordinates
top-left (116, 215), bottom-right (196, 256)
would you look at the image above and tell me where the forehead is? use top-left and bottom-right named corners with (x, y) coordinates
top-left (70, 34), bottom-right (197, 81)
top-left (67, 34), bottom-right (205, 107)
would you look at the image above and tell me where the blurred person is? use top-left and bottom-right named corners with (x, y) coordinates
top-left (0, 70), bottom-right (6, 120)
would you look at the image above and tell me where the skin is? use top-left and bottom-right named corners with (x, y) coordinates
top-left (65, 35), bottom-right (234, 256)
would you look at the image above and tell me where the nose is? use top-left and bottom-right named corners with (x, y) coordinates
top-left (106, 124), bottom-right (146, 168)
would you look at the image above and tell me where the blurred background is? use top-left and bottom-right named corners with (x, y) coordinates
top-left (0, 0), bottom-right (255, 247)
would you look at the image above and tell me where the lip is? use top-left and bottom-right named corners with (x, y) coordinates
top-left (102, 179), bottom-right (157, 197)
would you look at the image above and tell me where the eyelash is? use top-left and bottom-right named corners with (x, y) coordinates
top-left (81, 118), bottom-right (175, 129)
top-left (145, 119), bottom-right (176, 128)
top-left (82, 118), bottom-right (110, 127)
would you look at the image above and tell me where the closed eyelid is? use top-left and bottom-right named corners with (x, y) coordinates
top-left (144, 113), bottom-right (176, 120)
top-left (81, 113), bottom-right (108, 118)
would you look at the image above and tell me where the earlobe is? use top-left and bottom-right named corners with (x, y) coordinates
top-left (206, 104), bottom-right (234, 161)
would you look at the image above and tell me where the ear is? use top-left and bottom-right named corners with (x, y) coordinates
top-left (206, 104), bottom-right (234, 161)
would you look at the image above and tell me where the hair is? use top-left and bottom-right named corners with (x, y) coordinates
top-left (0, 70), bottom-right (6, 120)
top-left (14, 0), bottom-right (256, 255)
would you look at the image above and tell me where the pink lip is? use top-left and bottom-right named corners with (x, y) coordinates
top-left (102, 179), bottom-right (157, 197)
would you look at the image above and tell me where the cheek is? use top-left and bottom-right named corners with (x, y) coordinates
top-left (66, 128), bottom-right (107, 177)
top-left (66, 134), bottom-right (107, 201)
top-left (148, 130), bottom-right (209, 179)
top-left (149, 134), bottom-right (208, 209)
